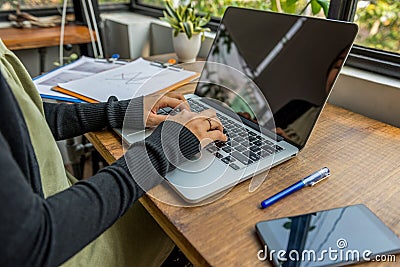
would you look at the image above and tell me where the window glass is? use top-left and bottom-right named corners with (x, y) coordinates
top-left (354, 0), bottom-right (400, 54)
top-left (139, 0), bottom-right (164, 9)
top-left (98, 0), bottom-right (130, 5)
top-left (0, 0), bottom-right (64, 11)
top-left (139, 0), bottom-right (330, 18)
top-left (0, 0), bottom-right (128, 12)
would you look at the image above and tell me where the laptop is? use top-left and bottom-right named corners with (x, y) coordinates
top-left (120, 7), bottom-right (358, 203)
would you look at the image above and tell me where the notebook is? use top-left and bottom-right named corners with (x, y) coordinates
top-left (53, 58), bottom-right (199, 103)
top-left (121, 7), bottom-right (358, 204)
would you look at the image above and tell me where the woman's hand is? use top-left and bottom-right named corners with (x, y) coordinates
top-left (167, 109), bottom-right (228, 148)
top-left (143, 92), bottom-right (190, 128)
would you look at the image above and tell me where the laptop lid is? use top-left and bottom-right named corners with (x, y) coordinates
top-left (194, 7), bottom-right (358, 149)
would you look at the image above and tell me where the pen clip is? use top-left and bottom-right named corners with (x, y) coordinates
top-left (308, 173), bottom-right (330, 186)
top-left (150, 60), bottom-right (182, 71)
top-left (303, 167), bottom-right (330, 186)
top-left (150, 60), bottom-right (164, 68)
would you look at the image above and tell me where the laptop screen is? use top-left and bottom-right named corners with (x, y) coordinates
top-left (195, 7), bottom-right (358, 149)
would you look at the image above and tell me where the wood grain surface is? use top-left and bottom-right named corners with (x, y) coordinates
top-left (0, 24), bottom-right (95, 50)
top-left (86, 101), bottom-right (400, 266)
top-left (84, 57), bottom-right (400, 267)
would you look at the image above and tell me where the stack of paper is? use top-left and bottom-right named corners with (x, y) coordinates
top-left (53, 58), bottom-right (199, 103)
top-left (33, 56), bottom-right (125, 103)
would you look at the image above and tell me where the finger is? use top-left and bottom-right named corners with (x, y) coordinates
top-left (166, 92), bottom-right (186, 101)
top-left (208, 118), bottom-right (224, 132)
top-left (198, 109), bottom-right (217, 118)
top-left (165, 92), bottom-right (191, 111)
top-left (149, 114), bottom-right (168, 125)
top-left (153, 97), bottom-right (185, 112)
top-left (206, 129), bottom-right (228, 142)
top-left (167, 110), bottom-right (197, 125)
top-left (173, 99), bottom-right (190, 112)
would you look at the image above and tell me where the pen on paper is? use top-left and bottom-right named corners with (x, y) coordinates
top-left (150, 61), bottom-right (182, 72)
top-left (260, 167), bottom-right (330, 209)
top-left (94, 59), bottom-right (126, 65)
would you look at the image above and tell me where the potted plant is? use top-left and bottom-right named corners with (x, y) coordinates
top-left (160, 0), bottom-right (211, 63)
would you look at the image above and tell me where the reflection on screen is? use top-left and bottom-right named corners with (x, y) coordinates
top-left (195, 8), bottom-right (357, 148)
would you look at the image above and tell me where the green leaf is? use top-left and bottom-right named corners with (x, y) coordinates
top-left (165, 0), bottom-right (179, 20)
top-left (284, 0), bottom-right (298, 13)
top-left (317, 0), bottom-right (330, 17)
top-left (181, 21), bottom-right (194, 39)
top-left (177, 6), bottom-right (187, 21)
top-left (160, 11), bottom-right (179, 26)
top-left (160, 10), bottom-right (168, 20)
top-left (198, 15), bottom-right (210, 27)
top-left (162, 0), bottom-right (210, 40)
top-left (175, 5), bottom-right (183, 21)
top-left (170, 24), bottom-right (181, 30)
top-left (204, 13), bottom-right (211, 22)
top-left (271, 0), bottom-right (278, 12)
top-left (311, 0), bottom-right (322, 15)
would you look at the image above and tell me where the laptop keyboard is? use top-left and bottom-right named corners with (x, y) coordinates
top-left (188, 98), bottom-right (285, 170)
top-left (160, 98), bottom-right (285, 170)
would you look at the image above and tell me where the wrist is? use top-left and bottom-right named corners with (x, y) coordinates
top-left (114, 120), bottom-right (200, 192)
top-left (107, 96), bottom-right (144, 129)
top-left (147, 121), bottom-right (201, 165)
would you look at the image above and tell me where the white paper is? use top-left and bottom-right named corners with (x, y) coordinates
top-left (57, 58), bottom-right (197, 102)
top-left (33, 56), bottom-right (125, 100)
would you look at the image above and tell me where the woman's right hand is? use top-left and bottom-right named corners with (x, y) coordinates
top-left (167, 109), bottom-right (227, 147)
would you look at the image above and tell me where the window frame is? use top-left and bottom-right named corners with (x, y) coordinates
top-left (1, 0), bottom-right (398, 79)
top-left (0, 2), bottom-right (131, 22)
top-left (347, 46), bottom-right (400, 79)
top-left (131, 0), bottom-right (400, 80)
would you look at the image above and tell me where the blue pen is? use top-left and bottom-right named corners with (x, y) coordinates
top-left (40, 94), bottom-right (85, 103)
top-left (260, 167), bottom-right (330, 209)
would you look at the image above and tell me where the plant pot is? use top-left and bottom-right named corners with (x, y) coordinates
top-left (172, 32), bottom-right (201, 63)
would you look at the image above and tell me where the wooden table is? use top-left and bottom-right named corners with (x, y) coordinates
top-left (0, 24), bottom-right (95, 51)
top-left (86, 99), bottom-right (400, 266)
top-left (0, 24), bottom-right (96, 72)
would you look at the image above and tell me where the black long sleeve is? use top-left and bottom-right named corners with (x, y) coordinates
top-left (43, 96), bottom-right (143, 140)
top-left (0, 121), bottom-right (200, 266)
top-left (0, 69), bottom-right (201, 266)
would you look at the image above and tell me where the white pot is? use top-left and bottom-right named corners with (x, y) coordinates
top-left (172, 32), bottom-right (201, 63)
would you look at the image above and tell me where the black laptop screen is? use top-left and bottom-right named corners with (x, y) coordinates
top-left (195, 7), bottom-right (357, 149)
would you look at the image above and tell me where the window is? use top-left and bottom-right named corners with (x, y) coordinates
top-left (0, 0), bottom-right (64, 11)
top-left (137, 0), bottom-right (329, 17)
top-left (346, 0), bottom-right (400, 79)
top-left (133, 0), bottom-right (400, 79)
top-left (0, 0), bottom-right (129, 14)
top-left (354, 0), bottom-right (399, 54)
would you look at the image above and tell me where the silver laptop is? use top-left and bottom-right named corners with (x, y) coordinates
top-left (119, 7), bottom-right (358, 203)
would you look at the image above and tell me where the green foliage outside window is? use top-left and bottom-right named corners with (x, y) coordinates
top-left (191, 0), bottom-right (329, 18)
top-left (141, 0), bottom-right (399, 54)
top-left (142, 0), bottom-right (329, 17)
top-left (354, 0), bottom-right (400, 53)
top-left (1, 0), bottom-right (398, 54)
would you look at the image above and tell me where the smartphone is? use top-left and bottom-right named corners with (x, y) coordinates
top-left (255, 204), bottom-right (400, 267)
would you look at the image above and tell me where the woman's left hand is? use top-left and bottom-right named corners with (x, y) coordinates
top-left (143, 92), bottom-right (191, 127)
